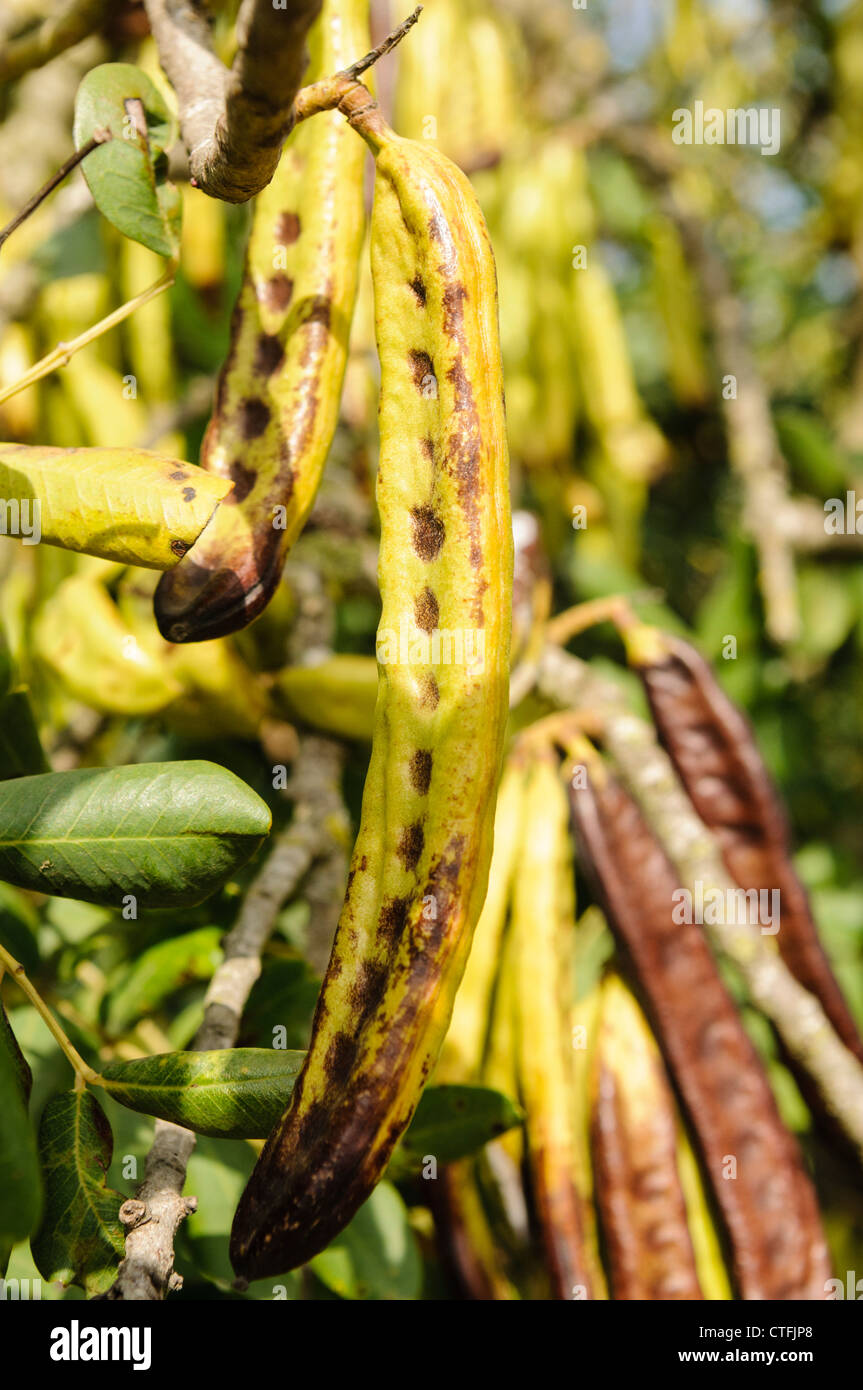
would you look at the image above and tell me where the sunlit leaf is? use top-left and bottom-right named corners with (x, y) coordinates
top-left (0, 761), bottom-right (271, 908)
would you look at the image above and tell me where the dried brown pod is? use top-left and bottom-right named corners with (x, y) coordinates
top-left (592, 974), bottom-right (702, 1301)
top-left (568, 746), bottom-right (830, 1300)
top-left (625, 627), bottom-right (863, 1067)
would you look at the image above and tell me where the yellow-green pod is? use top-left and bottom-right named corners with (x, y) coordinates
top-left (274, 654), bottom-right (378, 742)
top-left (436, 757), bottom-right (525, 1082)
top-left (592, 974), bottom-right (703, 1301)
top-left (231, 88), bottom-right (512, 1279)
top-left (511, 751), bottom-right (594, 1300)
top-left (34, 576), bottom-right (182, 715)
top-left (154, 0), bottom-right (369, 643)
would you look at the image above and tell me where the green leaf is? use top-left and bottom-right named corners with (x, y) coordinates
top-left (310, 1181), bottom-right (422, 1301)
top-left (104, 927), bottom-right (224, 1035)
top-left (31, 1090), bottom-right (125, 1296)
top-left (0, 1004), bottom-right (42, 1275)
top-left (73, 63), bottom-right (181, 257)
top-left (1, 994), bottom-right (32, 1104)
top-left (98, 1048), bottom-right (305, 1138)
top-left (0, 761), bottom-right (271, 908)
top-left (0, 883), bottom-right (40, 974)
top-left (0, 688), bottom-right (49, 781)
top-left (391, 1084), bottom-right (523, 1174)
top-left (793, 565), bottom-right (857, 663)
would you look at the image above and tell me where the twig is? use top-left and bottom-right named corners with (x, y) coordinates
top-left (0, 0), bottom-right (109, 82)
top-left (538, 644), bottom-right (863, 1162)
top-left (289, 7), bottom-right (422, 124)
top-left (0, 942), bottom-right (99, 1083)
top-left (0, 132), bottom-right (110, 255)
top-left (0, 266), bottom-right (176, 406)
top-left (342, 6), bottom-right (421, 81)
top-left (106, 734), bottom-right (346, 1300)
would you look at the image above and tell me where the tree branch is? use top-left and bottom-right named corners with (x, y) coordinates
top-left (0, 0), bottom-right (109, 82)
top-left (143, 0), bottom-right (322, 203)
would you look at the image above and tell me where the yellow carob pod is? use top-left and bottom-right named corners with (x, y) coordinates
top-left (431, 760), bottom-right (525, 1301)
top-left (436, 758), bottom-right (525, 1083)
top-left (676, 1120), bottom-right (733, 1301)
top-left (592, 974), bottom-right (703, 1301)
top-left (569, 983), bottom-right (608, 1299)
top-left (511, 752), bottom-right (594, 1300)
top-left (154, 0), bottom-right (369, 643)
top-left (230, 89), bottom-right (512, 1279)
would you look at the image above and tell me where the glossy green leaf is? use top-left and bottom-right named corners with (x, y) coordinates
top-left (104, 927), bottom-right (224, 1035)
top-left (0, 995), bottom-right (41, 1275)
top-left (1, 995), bottom-right (32, 1104)
top-left (0, 761), bottom-right (271, 908)
top-left (392, 1084), bottom-right (523, 1174)
top-left (0, 883), bottom-right (40, 974)
top-left (0, 688), bottom-right (49, 781)
top-left (31, 1090), bottom-right (124, 1296)
top-left (73, 63), bottom-right (181, 257)
top-left (310, 1181), bottom-right (422, 1301)
top-left (99, 1048), bottom-right (305, 1139)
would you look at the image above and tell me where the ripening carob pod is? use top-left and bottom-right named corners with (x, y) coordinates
top-left (154, 0), bottom-right (368, 642)
top-left (436, 757), bottom-right (525, 1083)
top-left (230, 94), bottom-right (512, 1279)
top-left (432, 1160), bottom-right (519, 1301)
top-left (568, 749), bottom-right (830, 1300)
top-left (592, 974), bottom-right (702, 1300)
top-left (511, 752), bottom-right (594, 1300)
top-left (431, 759), bottom-right (525, 1301)
top-left (626, 627), bottom-right (863, 1069)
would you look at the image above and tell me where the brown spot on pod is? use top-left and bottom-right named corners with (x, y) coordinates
top-left (420, 437), bottom-right (436, 464)
top-left (398, 822), bottom-right (425, 872)
top-left (182, 486), bottom-right (196, 503)
top-left (275, 211), bottom-right (301, 245)
top-left (418, 674), bottom-right (440, 709)
top-left (170, 538), bottom-right (188, 558)
top-left (349, 960), bottom-right (389, 1021)
top-left (410, 749), bottom-right (433, 795)
top-left (408, 350), bottom-right (437, 398)
top-left (170, 469), bottom-right (188, 482)
top-left (379, 897), bottom-right (410, 945)
top-left (441, 283), bottom-right (468, 335)
top-left (410, 506), bottom-right (445, 561)
top-left (261, 274), bottom-right (294, 312)
top-left (239, 397), bottom-right (271, 440)
top-left (409, 276), bottom-right (427, 306)
top-left (255, 333), bottom-right (285, 377)
top-left (325, 1032), bottom-right (357, 1088)
top-left (414, 587), bottom-right (439, 633)
top-left (228, 461), bottom-right (256, 503)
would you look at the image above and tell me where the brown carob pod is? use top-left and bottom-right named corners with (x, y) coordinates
top-left (568, 745), bottom-right (830, 1300)
top-left (625, 626), bottom-right (863, 1067)
top-left (592, 974), bottom-right (702, 1301)
top-left (431, 1160), bottom-right (518, 1301)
